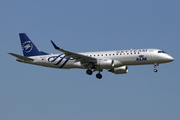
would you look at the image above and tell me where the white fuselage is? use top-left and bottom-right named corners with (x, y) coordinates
top-left (23, 49), bottom-right (173, 69)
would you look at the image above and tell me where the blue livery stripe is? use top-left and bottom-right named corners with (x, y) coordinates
top-left (51, 54), bottom-right (63, 62)
top-left (60, 58), bottom-right (71, 68)
top-left (54, 55), bottom-right (66, 65)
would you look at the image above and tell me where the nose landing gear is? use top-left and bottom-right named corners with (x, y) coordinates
top-left (154, 69), bottom-right (158, 72)
top-left (153, 63), bottom-right (159, 73)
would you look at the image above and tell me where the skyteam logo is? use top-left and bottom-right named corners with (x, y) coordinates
top-left (22, 41), bottom-right (33, 53)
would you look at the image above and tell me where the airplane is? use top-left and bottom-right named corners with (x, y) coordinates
top-left (9, 33), bottom-right (174, 79)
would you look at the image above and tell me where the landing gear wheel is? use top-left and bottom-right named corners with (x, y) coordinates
top-left (86, 69), bottom-right (93, 75)
top-left (154, 69), bottom-right (158, 72)
top-left (96, 73), bottom-right (102, 79)
top-left (153, 63), bottom-right (159, 73)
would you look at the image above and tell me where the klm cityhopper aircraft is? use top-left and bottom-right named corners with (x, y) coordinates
top-left (9, 33), bottom-right (174, 79)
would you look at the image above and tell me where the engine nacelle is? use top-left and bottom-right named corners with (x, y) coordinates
top-left (109, 66), bottom-right (128, 74)
top-left (97, 59), bottom-right (113, 69)
top-left (113, 60), bottom-right (124, 67)
top-left (96, 59), bottom-right (124, 69)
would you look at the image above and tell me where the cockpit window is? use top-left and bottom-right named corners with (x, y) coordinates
top-left (158, 51), bottom-right (166, 53)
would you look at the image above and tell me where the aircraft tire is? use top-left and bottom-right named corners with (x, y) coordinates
top-left (86, 69), bottom-right (93, 75)
top-left (96, 73), bottom-right (102, 79)
top-left (154, 69), bottom-right (158, 72)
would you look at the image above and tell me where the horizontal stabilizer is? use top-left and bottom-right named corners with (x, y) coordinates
top-left (8, 53), bottom-right (34, 61)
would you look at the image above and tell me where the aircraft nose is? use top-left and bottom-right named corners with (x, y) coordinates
top-left (166, 55), bottom-right (174, 62)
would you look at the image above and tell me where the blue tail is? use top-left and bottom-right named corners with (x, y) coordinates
top-left (19, 33), bottom-right (49, 57)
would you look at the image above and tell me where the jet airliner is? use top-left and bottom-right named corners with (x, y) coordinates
top-left (9, 33), bottom-right (174, 79)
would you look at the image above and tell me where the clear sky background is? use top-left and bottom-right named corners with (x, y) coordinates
top-left (0, 0), bottom-right (180, 120)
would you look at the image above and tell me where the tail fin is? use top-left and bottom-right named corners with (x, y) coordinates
top-left (19, 33), bottom-right (49, 57)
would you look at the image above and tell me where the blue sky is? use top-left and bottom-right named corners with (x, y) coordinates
top-left (1, 0), bottom-right (180, 120)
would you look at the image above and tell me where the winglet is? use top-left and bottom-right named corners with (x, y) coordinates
top-left (51, 40), bottom-right (60, 49)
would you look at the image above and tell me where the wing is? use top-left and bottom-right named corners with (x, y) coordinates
top-left (51, 41), bottom-right (97, 64)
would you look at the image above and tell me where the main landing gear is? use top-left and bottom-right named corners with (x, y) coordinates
top-left (86, 69), bottom-right (102, 79)
top-left (86, 69), bottom-right (93, 75)
top-left (153, 63), bottom-right (159, 73)
top-left (96, 72), bottom-right (102, 79)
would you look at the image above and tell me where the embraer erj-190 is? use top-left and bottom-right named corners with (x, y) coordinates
top-left (9, 33), bottom-right (174, 79)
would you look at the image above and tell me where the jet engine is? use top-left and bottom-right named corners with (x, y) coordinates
top-left (96, 59), bottom-right (113, 69)
top-left (108, 66), bottom-right (128, 74)
top-left (113, 60), bottom-right (124, 67)
top-left (96, 59), bottom-right (124, 69)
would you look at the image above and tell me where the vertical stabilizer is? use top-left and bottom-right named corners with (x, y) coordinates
top-left (19, 33), bottom-right (48, 57)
